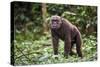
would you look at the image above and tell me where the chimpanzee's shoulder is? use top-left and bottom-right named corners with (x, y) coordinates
top-left (61, 18), bottom-right (73, 28)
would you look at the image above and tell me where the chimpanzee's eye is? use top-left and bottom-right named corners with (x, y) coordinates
top-left (52, 20), bottom-right (59, 22)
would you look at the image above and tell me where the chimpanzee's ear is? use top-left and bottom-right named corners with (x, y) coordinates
top-left (60, 17), bottom-right (63, 24)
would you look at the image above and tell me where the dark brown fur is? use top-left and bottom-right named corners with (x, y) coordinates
top-left (51, 15), bottom-right (83, 58)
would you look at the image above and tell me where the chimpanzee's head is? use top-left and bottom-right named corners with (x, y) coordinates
top-left (50, 15), bottom-right (62, 29)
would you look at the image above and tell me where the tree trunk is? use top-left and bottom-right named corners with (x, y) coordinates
top-left (42, 3), bottom-right (48, 34)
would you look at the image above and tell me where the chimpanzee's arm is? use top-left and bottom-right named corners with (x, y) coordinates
top-left (51, 30), bottom-right (59, 55)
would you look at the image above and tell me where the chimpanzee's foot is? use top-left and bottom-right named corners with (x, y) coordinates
top-left (69, 51), bottom-right (76, 56)
top-left (53, 55), bottom-right (59, 59)
top-left (64, 53), bottom-right (69, 58)
top-left (78, 54), bottom-right (83, 59)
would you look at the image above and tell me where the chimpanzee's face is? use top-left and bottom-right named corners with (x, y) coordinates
top-left (51, 15), bottom-right (62, 29)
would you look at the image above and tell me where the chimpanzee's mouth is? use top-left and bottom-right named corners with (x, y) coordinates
top-left (52, 26), bottom-right (57, 29)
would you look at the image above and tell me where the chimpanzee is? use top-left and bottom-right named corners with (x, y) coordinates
top-left (50, 15), bottom-right (83, 58)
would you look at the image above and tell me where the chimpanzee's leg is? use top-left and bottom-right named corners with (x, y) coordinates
top-left (70, 41), bottom-right (76, 55)
top-left (76, 33), bottom-right (83, 58)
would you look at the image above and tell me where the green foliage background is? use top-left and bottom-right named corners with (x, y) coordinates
top-left (11, 2), bottom-right (97, 65)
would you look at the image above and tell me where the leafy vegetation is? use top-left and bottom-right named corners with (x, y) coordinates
top-left (14, 32), bottom-right (97, 65)
top-left (11, 1), bottom-right (97, 65)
